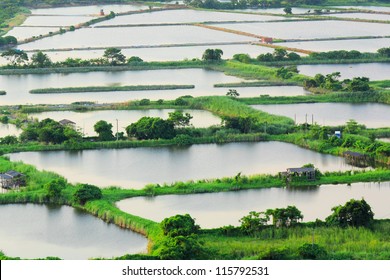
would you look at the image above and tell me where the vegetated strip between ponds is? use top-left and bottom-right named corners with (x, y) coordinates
top-left (29, 84), bottom-right (195, 94)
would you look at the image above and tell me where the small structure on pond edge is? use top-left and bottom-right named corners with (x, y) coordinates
top-left (343, 151), bottom-right (370, 167)
top-left (281, 167), bottom-right (316, 183)
top-left (59, 119), bottom-right (76, 128)
top-left (0, 170), bottom-right (26, 189)
top-left (261, 37), bottom-right (273, 44)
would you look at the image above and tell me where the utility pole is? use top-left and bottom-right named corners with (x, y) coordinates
top-left (116, 119), bottom-right (119, 141)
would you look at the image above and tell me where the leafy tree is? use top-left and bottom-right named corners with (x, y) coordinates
top-left (45, 178), bottom-right (66, 200)
top-left (276, 66), bottom-right (298, 79)
top-left (377, 47), bottom-right (390, 57)
top-left (103, 47), bottom-right (126, 65)
top-left (202, 48), bottom-right (223, 61)
top-left (226, 89), bottom-right (240, 98)
top-left (0, 36), bottom-right (17, 46)
top-left (287, 52), bottom-right (301, 60)
top-left (239, 211), bottom-right (269, 235)
top-left (158, 235), bottom-right (207, 260)
top-left (326, 198), bottom-right (374, 227)
top-left (161, 214), bottom-right (200, 237)
top-left (127, 56), bottom-right (143, 63)
top-left (30, 51), bottom-right (52, 68)
top-left (168, 111), bottom-right (193, 128)
top-left (344, 119), bottom-right (364, 134)
top-left (273, 48), bottom-right (288, 60)
top-left (94, 120), bottom-right (114, 141)
top-left (232, 53), bottom-right (251, 63)
top-left (0, 135), bottom-right (18, 145)
top-left (222, 116), bottom-right (255, 133)
top-left (139, 98), bottom-right (151, 106)
top-left (257, 53), bottom-right (274, 62)
top-left (283, 6), bottom-right (292, 14)
top-left (266, 206), bottom-right (303, 227)
top-left (73, 183), bottom-right (102, 205)
top-left (126, 117), bottom-right (176, 140)
top-left (1, 49), bottom-right (28, 66)
top-left (346, 77), bottom-right (370, 92)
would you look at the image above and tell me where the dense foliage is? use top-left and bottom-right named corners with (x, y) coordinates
top-left (72, 183), bottom-right (102, 205)
top-left (185, 0), bottom-right (326, 10)
top-left (326, 198), bottom-right (375, 227)
top-left (20, 118), bottom-right (81, 144)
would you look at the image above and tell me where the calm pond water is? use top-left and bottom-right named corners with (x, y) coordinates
top-left (252, 103), bottom-right (390, 128)
top-left (297, 63), bottom-right (390, 81)
top-left (21, 15), bottom-right (96, 27)
top-left (211, 20), bottom-right (390, 40)
top-left (19, 25), bottom-right (252, 51)
top-left (116, 182), bottom-right (390, 228)
top-left (31, 4), bottom-right (147, 15)
top-left (8, 142), bottom-right (361, 189)
top-left (276, 37), bottom-right (390, 52)
top-left (329, 12), bottom-right (390, 21)
top-left (0, 69), bottom-right (309, 105)
top-left (94, 9), bottom-right (285, 26)
top-left (12, 44), bottom-right (273, 63)
top-left (29, 109), bottom-right (221, 136)
top-left (333, 6), bottom-right (390, 13)
top-left (0, 123), bottom-right (22, 138)
top-left (237, 7), bottom-right (312, 14)
top-left (0, 204), bottom-right (147, 259)
top-left (0, 68), bottom-right (242, 105)
top-left (6, 27), bottom-right (59, 41)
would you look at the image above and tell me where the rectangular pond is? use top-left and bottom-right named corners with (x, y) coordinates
top-left (31, 4), bottom-right (147, 15)
top-left (21, 15), bottom-right (96, 27)
top-left (0, 68), bottom-right (242, 105)
top-left (0, 68), bottom-right (308, 105)
top-left (209, 20), bottom-right (390, 40)
top-left (116, 182), bottom-right (390, 228)
top-left (29, 109), bottom-right (222, 136)
top-left (19, 25), bottom-right (253, 51)
top-left (252, 103), bottom-right (390, 128)
top-left (93, 9), bottom-right (285, 26)
top-left (8, 141), bottom-right (363, 189)
top-left (18, 43), bottom-right (272, 63)
top-left (329, 12), bottom-right (390, 21)
top-left (297, 63), bottom-right (390, 81)
top-left (5, 27), bottom-right (59, 41)
top-left (0, 204), bottom-right (147, 259)
top-left (276, 37), bottom-right (390, 53)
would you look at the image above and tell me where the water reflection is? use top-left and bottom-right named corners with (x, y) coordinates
top-left (117, 182), bottom-right (390, 228)
top-left (0, 204), bottom-right (147, 259)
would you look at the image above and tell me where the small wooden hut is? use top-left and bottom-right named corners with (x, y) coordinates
top-left (0, 170), bottom-right (26, 189)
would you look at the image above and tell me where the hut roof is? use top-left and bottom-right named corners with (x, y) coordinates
top-left (287, 167), bottom-right (315, 173)
top-left (5, 170), bottom-right (24, 178)
top-left (59, 119), bottom-right (76, 126)
top-left (343, 151), bottom-right (366, 158)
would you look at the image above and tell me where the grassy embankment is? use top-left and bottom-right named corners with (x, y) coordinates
top-left (0, 155), bottom-right (389, 259)
top-left (29, 84), bottom-right (195, 94)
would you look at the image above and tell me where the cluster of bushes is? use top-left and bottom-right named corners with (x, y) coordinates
top-left (0, 48), bottom-right (144, 68)
top-left (19, 118), bottom-right (81, 144)
top-left (304, 120), bottom-right (390, 158)
top-left (0, 36), bottom-right (17, 47)
top-left (308, 50), bottom-right (363, 60)
top-left (257, 48), bottom-right (301, 62)
top-left (157, 214), bottom-right (209, 260)
top-left (304, 72), bottom-right (371, 92)
top-left (185, 0), bottom-right (325, 10)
